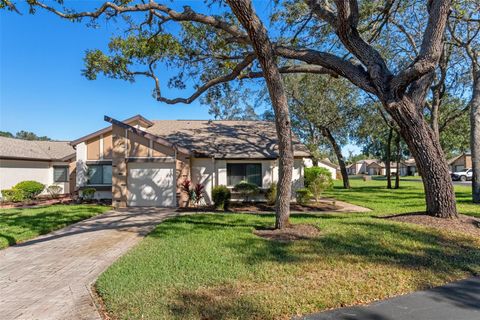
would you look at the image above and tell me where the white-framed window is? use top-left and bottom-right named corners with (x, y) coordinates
top-left (87, 164), bottom-right (112, 185)
top-left (53, 166), bottom-right (69, 183)
top-left (227, 163), bottom-right (262, 187)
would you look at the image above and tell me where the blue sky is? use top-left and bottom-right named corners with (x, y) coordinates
top-left (0, 2), bottom-right (360, 155)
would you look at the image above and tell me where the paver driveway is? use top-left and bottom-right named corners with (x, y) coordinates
top-left (0, 208), bottom-right (178, 320)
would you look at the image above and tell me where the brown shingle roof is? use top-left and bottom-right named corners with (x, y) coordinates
top-left (0, 137), bottom-right (75, 161)
top-left (145, 120), bottom-right (310, 158)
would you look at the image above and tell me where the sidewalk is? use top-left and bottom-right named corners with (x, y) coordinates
top-left (300, 277), bottom-right (480, 320)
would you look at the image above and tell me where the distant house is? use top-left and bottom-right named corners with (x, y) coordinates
top-left (347, 158), bottom-right (417, 176)
top-left (0, 137), bottom-right (76, 196)
top-left (448, 152), bottom-right (472, 172)
top-left (71, 115), bottom-right (312, 207)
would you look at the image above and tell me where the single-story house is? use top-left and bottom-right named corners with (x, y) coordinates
top-left (448, 152), bottom-right (472, 172)
top-left (0, 137), bottom-right (76, 197)
top-left (71, 115), bottom-right (312, 207)
top-left (347, 158), bottom-right (417, 176)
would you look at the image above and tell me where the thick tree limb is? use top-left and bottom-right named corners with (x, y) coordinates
top-left (153, 53), bottom-right (255, 104)
top-left (32, 1), bottom-right (250, 44)
top-left (275, 46), bottom-right (376, 94)
top-left (239, 65), bottom-right (337, 79)
top-left (392, 0), bottom-right (452, 94)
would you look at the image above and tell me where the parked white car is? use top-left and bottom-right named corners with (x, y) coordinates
top-left (451, 168), bottom-right (473, 181)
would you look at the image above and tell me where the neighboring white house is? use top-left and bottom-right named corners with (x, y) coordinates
top-left (303, 158), bottom-right (339, 179)
top-left (0, 137), bottom-right (76, 197)
top-left (71, 115), bottom-right (313, 207)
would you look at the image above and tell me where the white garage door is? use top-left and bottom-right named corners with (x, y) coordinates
top-left (127, 162), bottom-right (175, 207)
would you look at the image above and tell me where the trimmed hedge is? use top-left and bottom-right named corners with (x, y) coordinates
top-left (296, 188), bottom-right (313, 205)
top-left (212, 185), bottom-right (231, 211)
top-left (13, 180), bottom-right (45, 200)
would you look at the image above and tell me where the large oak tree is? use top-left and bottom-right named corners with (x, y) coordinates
top-left (6, 0), bottom-right (470, 218)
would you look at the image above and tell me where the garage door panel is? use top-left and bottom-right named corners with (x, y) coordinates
top-left (127, 162), bottom-right (175, 207)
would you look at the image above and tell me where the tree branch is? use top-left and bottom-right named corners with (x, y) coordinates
top-left (391, 0), bottom-right (452, 94)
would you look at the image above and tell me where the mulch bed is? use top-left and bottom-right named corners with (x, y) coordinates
top-left (253, 223), bottom-right (321, 242)
top-left (0, 196), bottom-right (73, 209)
top-left (383, 213), bottom-right (480, 237)
top-left (176, 201), bottom-right (339, 214)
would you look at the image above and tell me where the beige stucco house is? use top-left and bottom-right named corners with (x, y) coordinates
top-left (448, 152), bottom-right (472, 172)
top-left (71, 115), bottom-right (312, 208)
top-left (347, 158), bottom-right (417, 176)
top-left (0, 137), bottom-right (76, 196)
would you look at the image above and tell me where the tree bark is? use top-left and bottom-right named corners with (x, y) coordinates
top-left (227, 0), bottom-right (293, 228)
top-left (322, 127), bottom-right (350, 188)
top-left (394, 133), bottom-right (401, 189)
top-left (386, 127), bottom-right (393, 189)
top-left (471, 69), bottom-right (480, 203)
top-left (386, 99), bottom-right (458, 218)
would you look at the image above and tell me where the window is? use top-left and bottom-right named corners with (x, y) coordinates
top-left (227, 163), bottom-right (262, 187)
top-left (53, 166), bottom-right (68, 183)
top-left (87, 165), bottom-right (112, 185)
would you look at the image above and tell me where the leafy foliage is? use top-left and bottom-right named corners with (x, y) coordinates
top-left (13, 181), bottom-right (45, 200)
top-left (0, 130), bottom-right (51, 141)
top-left (295, 188), bottom-right (312, 205)
top-left (304, 167), bottom-right (333, 202)
top-left (46, 185), bottom-right (63, 199)
top-left (264, 183), bottom-right (277, 206)
top-left (82, 187), bottom-right (96, 201)
top-left (212, 185), bottom-right (231, 211)
top-left (234, 181), bottom-right (259, 202)
top-left (1, 189), bottom-right (25, 202)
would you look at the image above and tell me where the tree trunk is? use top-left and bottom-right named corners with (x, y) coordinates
top-left (322, 127), bottom-right (350, 188)
top-left (386, 127), bottom-right (393, 189)
top-left (471, 69), bottom-right (480, 203)
top-left (386, 99), bottom-right (458, 218)
top-left (394, 133), bottom-right (401, 189)
top-left (227, 0), bottom-right (293, 228)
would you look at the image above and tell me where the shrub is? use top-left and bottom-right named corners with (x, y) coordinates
top-left (46, 185), bottom-right (63, 199)
top-left (304, 167), bottom-right (332, 187)
top-left (13, 180), bottom-right (45, 200)
top-left (296, 188), bottom-right (313, 205)
top-left (192, 183), bottom-right (206, 207)
top-left (265, 183), bottom-right (277, 205)
top-left (305, 167), bottom-right (333, 202)
top-left (234, 181), bottom-right (260, 202)
top-left (82, 187), bottom-right (96, 201)
top-left (212, 185), bottom-right (231, 211)
top-left (1, 189), bottom-right (25, 202)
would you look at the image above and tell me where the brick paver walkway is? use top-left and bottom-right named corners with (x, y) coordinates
top-left (0, 208), bottom-right (177, 320)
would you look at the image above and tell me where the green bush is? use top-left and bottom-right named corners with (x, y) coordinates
top-left (305, 167), bottom-right (333, 202)
top-left (304, 166), bottom-right (332, 187)
top-left (13, 180), bottom-right (45, 200)
top-left (46, 185), bottom-right (63, 199)
top-left (1, 189), bottom-right (25, 202)
top-left (234, 181), bottom-right (260, 202)
top-left (265, 183), bottom-right (277, 205)
top-left (296, 188), bottom-right (313, 205)
top-left (212, 185), bottom-right (231, 211)
top-left (82, 187), bottom-right (96, 200)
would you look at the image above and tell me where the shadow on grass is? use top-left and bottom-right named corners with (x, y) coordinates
top-left (169, 285), bottom-right (271, 320)
top-left (148, 213), bottom-right (480, 318)
top-left (0, 205), bottom-right (107, 247)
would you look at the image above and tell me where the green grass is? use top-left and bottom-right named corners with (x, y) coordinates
top-left (0, 204), bottom-right (109, 249)
top-left (96, 179), bottom-right (480, 319)
top-left (97, 211), bottom-right (480, 320)
top-left (325, 179), bottom-right (480, 218)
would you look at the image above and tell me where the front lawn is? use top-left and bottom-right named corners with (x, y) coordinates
top-left (96, 213), bottom-right (480, 320)
top-left (0, 204), bottom-right (109, 249)
top-left (325, 179), bottom-right (480, 218)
